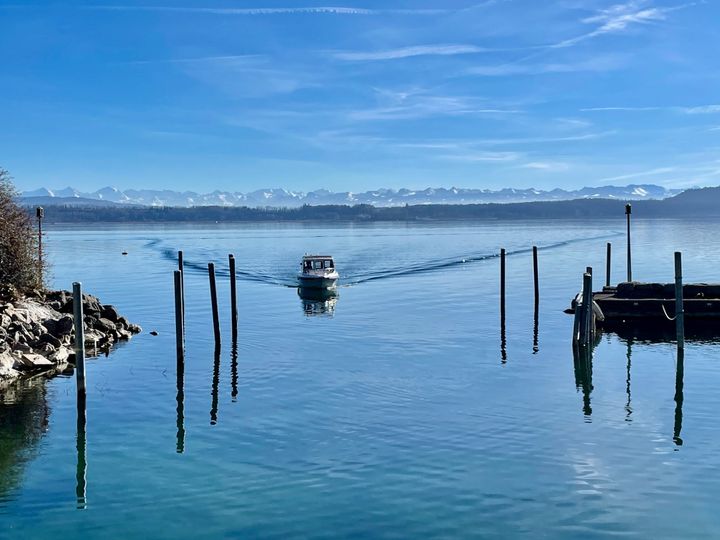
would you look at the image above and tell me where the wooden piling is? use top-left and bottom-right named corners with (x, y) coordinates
top-left (72, 282), bottom-right (86, 395)
top-left (578, 272), bottom-right (593, 346)
top-left (532, 246), bottom-right (539, 308)
top-left (178, 251), bottom-right (185, 323)
top-left (500, 248), bottom-right (506, 319)
top-left (585, 269), bottom-right (594, 342)
top-left (675, 252), bottom-right (684, 349)
top-left (606, 242), bottom-right (611, 287)
top-left (626, 204), bottom-right (632, 282)
top-left (208, 263), bottom-right (221, 347)
top-left (174, 270), bottom-right (184, 358)
top-left (229, 254), bottom-right (238, 342)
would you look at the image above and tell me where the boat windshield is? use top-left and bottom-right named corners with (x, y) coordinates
top-left (304, 259), bottom-right (334, 270)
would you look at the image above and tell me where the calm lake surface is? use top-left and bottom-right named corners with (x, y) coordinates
top-left (2, 219), bottom-right (720, 538)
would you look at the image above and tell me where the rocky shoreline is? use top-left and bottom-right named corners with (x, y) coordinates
top-left (0, 290), bottom-right (141, 389)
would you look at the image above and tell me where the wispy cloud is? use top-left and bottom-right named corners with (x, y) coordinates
top-left (553, 0), bottom-right (694, 48)
top-left (595, 166), bottom-right (677, 182)
top-left (467, 55), bottom-right (626, 76)
top-left (440, 151), bottom-right (522, 163)
top-left (520, 161), bottom-right (570, 171)
top-left (349, 91), bottom-right (522, 121)
top-left (398, 131), bottom-right (614, 148)
top-left (90, 6), bottom-right (449, 16)
top-left (582, 104), bottom-right (720, 114)
top-left (332, 44), bottom-right (498, 61)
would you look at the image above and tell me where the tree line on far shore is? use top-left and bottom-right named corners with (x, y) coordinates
top-left (21, 186), bottom-right (720, 222)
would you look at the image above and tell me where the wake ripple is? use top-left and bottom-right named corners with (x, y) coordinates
top-left (145, 231), bottom-right (622, 288)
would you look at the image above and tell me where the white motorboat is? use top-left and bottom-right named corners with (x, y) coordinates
top-left (298, 255), bottom-right (339, 289)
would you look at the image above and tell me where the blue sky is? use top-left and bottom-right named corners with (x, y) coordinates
top-left (1, 0), bottom-right (719, 193)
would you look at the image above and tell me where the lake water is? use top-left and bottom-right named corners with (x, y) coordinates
top-left (2, 219), bottom-right (720, 538)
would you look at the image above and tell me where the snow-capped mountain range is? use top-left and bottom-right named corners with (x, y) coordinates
top-left (20, 184), bottom-right (682, 208)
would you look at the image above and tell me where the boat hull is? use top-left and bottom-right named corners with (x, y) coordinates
top-left (297, 275), bottom-right (338, 289)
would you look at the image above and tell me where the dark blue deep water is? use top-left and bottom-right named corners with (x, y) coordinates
top-left (2, 219), bottom-right (720, 538)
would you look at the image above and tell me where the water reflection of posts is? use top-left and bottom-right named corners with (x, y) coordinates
top-left (76, 392), bottom-right (87, 509)
top-left (625, 338), bottom-right (633, 422)
top-left (572, 345), bottom-right (593, 417)
top-left (673, 348), bottom-right (685, 446)
top-left (210, 347), bottom-right (221, 425)
top-left (231, 344), bottom-right (239, 402)
top-left (176, 350), bottom-right (185, 454)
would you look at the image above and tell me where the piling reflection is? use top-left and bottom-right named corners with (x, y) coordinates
top-left (0, 379), bottom-right (50, 503)
top-left (625, 339), bottom-right (633, 423)
top-left (532, 303), bottom-right (539, 354)
top-left (210, 347), bottom-right (221, 425)
top-left (298, 287), bottom-right (338, 316)
top-left (176, 354), bottom-right (185, 454)
top-left (76, 392), bottom-right (87, 509)
top-left (500, 314), bottom-right (507, 364)
top-left (572, 345), bottom-right (594, 417)
top-left (231, 343), bottom-right (239, 402)
top-left (674, 348), bottom-right (685, 446)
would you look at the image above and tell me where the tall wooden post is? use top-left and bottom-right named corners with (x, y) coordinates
top-left (674, 252), bottom-right (684, 349)
top-left (500, 248), bottom-right (506, 319)
top-left (229, 254), bottom-right (238, 343)
top-left (73, 282), bottom-right (86, 395)
top-left (532, 246), bottom-right (539, 308)
top-left (208, 263), bottom-right (221, 347)
top-left (178, 251), bottom-right (185, 324)
top-left (626, 204), bottom-right (632, 282)
top-left (606, 242), bottom-right (611, 287)
top-left (174, 271), bottom-right (184, 358)
top-left (578, 272), bottom-right (593, 346)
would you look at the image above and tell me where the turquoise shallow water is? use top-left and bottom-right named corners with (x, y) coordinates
top-left (2, 219), bottom-right (720, 538)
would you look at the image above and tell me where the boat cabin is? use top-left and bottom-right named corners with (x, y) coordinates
top-left (301, 255), bottom-right (335, 272)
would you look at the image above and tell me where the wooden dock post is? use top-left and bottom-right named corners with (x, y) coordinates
top-left (229, 254), bottom-right (238, 343)
top-left (532, 246), bottom-right (539, 308)
top-left (174, 270), bottom-right (184, 358)
top-left (606, 242), bottom-right (611, 287)
top-left (208, 263), bottom-right (221, 347)
top-left (675, 252), bottom-right (685, 349)
top-left (500, 248), bottom-right (506, 319)
top-left (178, 251), bottom-right (185, 323)
top-left (72, 282), bottom-right (86, 395)
top-left (625, 204), bottom-right (632, 282)
top-left (578, 271), bottom-right (593, 346)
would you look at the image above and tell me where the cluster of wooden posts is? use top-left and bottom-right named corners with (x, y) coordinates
top-left (173, 250), bottom-right (239, 359)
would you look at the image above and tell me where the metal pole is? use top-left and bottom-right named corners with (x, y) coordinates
top-left (675, 252), bottom-right (684, 349)
top-left (229, 254), bottom-right (238, 343)
top-left (174, 270), bottom-right (184, 358)
top-left (73, 282), bottom-right (86, 395)
top-left (626, 204), bottom-right (632, 282)
top-left (606, 242), bottom-right (611, 288)
top-left (532, 246), bottom-right (539, 308)
top-left (208, 263), bottom-right (221, 347)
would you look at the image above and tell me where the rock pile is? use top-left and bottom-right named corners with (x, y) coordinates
top-left (0, 290), bottom-right (141, 388)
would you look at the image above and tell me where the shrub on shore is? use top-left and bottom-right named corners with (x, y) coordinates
top-left (0, 168), bottom-right (44, 296)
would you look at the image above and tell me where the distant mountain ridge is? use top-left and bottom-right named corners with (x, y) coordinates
top-left (20, 184), bottom-right (682, 208)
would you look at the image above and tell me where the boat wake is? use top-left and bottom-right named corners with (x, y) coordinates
top-left (145, 231), bottom-right (622, 288)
